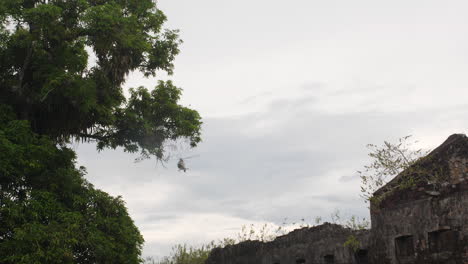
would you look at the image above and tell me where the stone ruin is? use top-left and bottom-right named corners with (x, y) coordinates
top-left (206, 223), bottom-right (370, 264)
top-left (205, 134), bottom-right (468, 264)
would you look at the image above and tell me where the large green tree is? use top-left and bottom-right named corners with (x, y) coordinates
top-left (0, 0), bottom-right (202, 262)
top-left (0, 0), bottom-right (202, 159)
top-left (0, 106), bottom-right (144, 263)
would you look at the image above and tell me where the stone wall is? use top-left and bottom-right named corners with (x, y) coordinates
top-left (369, 134), bottom-right (468, 264)
top-left (206, 223), bottom-right (370, 264)
top-left (205, 134), bottom-right (468, 264)
top-left (369, 190), bottom-right (468, 264)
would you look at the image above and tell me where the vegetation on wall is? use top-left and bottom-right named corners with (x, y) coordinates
top-left (358, 135), bottom-right (428, 205)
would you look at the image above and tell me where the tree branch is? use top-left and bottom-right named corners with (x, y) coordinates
top-left (77, 132), bottom-right (111, 141)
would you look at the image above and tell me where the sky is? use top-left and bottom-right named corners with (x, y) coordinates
top-left (76, 0), bottom-right (468, 258)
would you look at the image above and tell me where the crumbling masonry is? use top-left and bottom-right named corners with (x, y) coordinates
top-left (205, 134), bottom-right (468, 264)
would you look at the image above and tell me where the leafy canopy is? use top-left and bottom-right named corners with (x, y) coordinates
top-left (0, 106), bottom-right (144, 264)
top-left (0, 0), bottom-right (202, 262)
top-left (0, 0), bottom-right (201, 160)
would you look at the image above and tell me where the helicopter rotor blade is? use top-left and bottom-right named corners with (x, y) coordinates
top-left (181, 154), bottom-right (200, 160)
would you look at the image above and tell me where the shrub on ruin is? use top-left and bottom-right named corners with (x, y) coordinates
top-left (358, 135), bottom-right (428, 204)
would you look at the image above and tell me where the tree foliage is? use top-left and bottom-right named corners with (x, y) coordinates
top-left (0, 106), bottom-right (144, 263)
top-left (0, 0), bottom-right (200, 262)
top-left (0, 0), bottom-right (201, 160)
top-left (358, 135), bottom-right (428, 204)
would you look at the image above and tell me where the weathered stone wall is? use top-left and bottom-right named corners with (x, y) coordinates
top-left (206, 223), bottom-right (370, 264)
top-left (369, 190), bottom-right (468, 264)
top-left (369, 134), bottom-right (468, 264)
top-left (205, 134), bottom-right (468, 264)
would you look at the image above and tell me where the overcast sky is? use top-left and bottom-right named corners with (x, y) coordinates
top-left (76, 0), bottom-right (468, 258)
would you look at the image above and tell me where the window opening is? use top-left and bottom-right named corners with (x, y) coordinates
top-left (296, 258), bottom-right (305, 264)
top-left (428, 229), bottom-right (458, 253)
top-left (355, 249), bottom-right (369, 264)
top-left (324, 254), bottom-right (334, 264)
top-left (395, 235), bottom-right (414, 257)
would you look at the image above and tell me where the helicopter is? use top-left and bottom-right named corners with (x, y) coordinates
top-left (176, 155), bottom-right (199, 172)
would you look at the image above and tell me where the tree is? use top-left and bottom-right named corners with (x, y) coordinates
top-left (0, 1), bottom-right (202, 262)
top-left (0, 0), bottom-right (201, 160)
top-left (358, 135), bottom-right (428, 204)
top-left (0, 106), bottom-right (144, 263)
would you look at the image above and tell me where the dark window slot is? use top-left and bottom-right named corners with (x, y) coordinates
top-left (395, 235), bottom-right (414, 257)
top-left (428, 229), bottom-right (458, 253)
top-left (296, 258), bottom-right (305, 264)
top-left (355, 249), bottom-right (369, 264)
top-left (324, 254), bottom-right (334, 264)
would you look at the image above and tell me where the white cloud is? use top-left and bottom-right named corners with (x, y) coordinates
top-left (76, 96), bottom-right (467, 257)
top-left (76, 0), bottom-right (468, 258)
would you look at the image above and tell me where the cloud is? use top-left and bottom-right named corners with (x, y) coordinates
top-left (95, 0), bottom-right (468, 257)
top-left (75, 91), bottom-right (468, 258)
